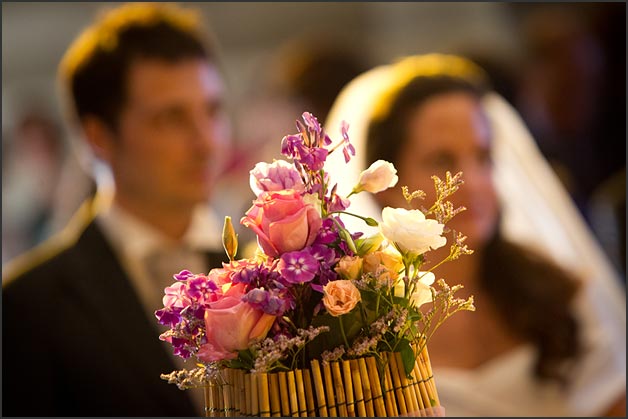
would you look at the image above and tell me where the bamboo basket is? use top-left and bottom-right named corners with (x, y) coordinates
top-left (201, 344), bottom-right (444, 417)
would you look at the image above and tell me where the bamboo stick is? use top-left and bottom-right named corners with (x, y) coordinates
top-left (269, 373), bottom-right (282, 417)
top-left (394, 352), bottom-right (419, 414)
top-left (257, 373), bottom-right (271, 417)
top-left (420, 345), bottom-right (440, 406)
top-left (382, 359), bottom-right (398, 417)
top-left (342, 360), bottom-right (356, 417)
top-left (350, 359), bottom-right (367, 417)
top-left (331, 361), bottom-right (348, 417)
top-left (244, 374), bottom-right (251, 416)
top-left (227, 369), bottom-right (236, 417)
top-left (278, 371), bottom-right (291, 417)
top-left (302, 369), bottom-right (316, 416)
top-left (416, 354), bottom-right (434, 410)
top-left (322, 361), bottom-right (338, 416)
top-left (411, 361), bottom-right (427, 415)
top-left (365, 356), bottom-right (387, 417)
top-left (358, 357), bottom-right (375, 417)
top-left (204, 385), bottom-right (211, 418)
top-left (387, 353), bottom-right (408, 416)
top-left (287, 370), bottom-right (299, 417)
top-left (310, 360), bottom-right (328, 417)
top-left (250, 374), bottom-right (259, 417)
top-left (237, 369), bottom-right (245, 416)
top-left (217, 381), bottom-right (225, 417)
top-left (295, 369), bottom-right (308, 417)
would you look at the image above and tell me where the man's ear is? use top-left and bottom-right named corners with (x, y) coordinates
top-left (82, 116), bottom-right (117, 163)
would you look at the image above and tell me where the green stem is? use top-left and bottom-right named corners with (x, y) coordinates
top-left (338, 316), bottom-right (351, 350)
top-left (330, 210), bottom-right (378, 227)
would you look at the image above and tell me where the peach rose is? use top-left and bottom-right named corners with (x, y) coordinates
top-left (241, 190), bottom-right (322, 258)
top-left (322, 280), bottom-right (361, 317)
top-left (363, 250), bottom-right (404, 284)
top-left (334, 255), bottom-right (363, 280)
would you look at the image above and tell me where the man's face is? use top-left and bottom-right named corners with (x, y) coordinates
top-left (106, 58), bottom-right (230, 213)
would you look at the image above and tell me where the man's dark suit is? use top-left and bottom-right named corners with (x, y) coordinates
top-left (2, 204), bottom-right (226, 416)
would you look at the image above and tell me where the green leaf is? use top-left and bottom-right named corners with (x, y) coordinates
top-left (355, 233), bottom-right (384, 256)
top-left (398, 339), bottom-right (416, 376)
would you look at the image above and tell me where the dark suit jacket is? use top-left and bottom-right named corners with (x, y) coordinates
top-left (2, 206), bottom-right (226, 417)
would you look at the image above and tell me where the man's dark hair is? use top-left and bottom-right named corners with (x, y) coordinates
top-left (59, 3), bottom-right (216, 130)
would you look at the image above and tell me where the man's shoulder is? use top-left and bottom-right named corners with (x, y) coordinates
top-left (3, 229), bottom-right (81, 293)
top-left (3, 198), bottom-right (101, 292)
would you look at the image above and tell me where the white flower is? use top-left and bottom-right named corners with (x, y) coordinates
top-left (354, 160), bottom-right (398, 194)
top-left (379, 207), bottom-right (446, 256)
top-left (409, 272), bottom-right (436, 308)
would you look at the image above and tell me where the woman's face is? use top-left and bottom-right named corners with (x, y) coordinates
top-left (376, 91), bottom-right (499, 249)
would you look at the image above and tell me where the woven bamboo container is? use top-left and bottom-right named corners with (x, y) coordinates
top-left (201, 346), bottom-right (443, 418)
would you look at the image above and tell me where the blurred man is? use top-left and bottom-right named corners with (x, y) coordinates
top-left (3, 3), bottom-right (231, 416)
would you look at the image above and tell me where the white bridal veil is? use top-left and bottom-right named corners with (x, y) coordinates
top-left (324, 54), bottom-right (625, 415)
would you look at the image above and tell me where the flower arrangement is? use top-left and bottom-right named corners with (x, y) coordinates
top-left (156, 112), bottom-right (475, 417)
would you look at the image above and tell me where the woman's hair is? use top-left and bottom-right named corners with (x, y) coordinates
top-left (365, 71), bottom-right (582, 384)
top-left (481, 230), bottom-right (581, 384)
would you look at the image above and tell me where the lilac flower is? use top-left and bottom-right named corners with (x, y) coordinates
top-left (277, 250), bottom-right (319, 284)
top-left (243, 288), bottom-right (288, 316)
top-left (244, 288), bottom-right (269, 306)
top-left (232, 265), bottom-right (258, 285)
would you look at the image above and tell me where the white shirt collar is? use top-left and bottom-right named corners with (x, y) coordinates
top-left (96, 200), bottom-right (224, 263)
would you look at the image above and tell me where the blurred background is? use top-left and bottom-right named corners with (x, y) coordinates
top-left (2, 2), bottom-right (625, 279)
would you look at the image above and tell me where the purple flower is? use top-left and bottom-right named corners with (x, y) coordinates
top-left (186, 275), bottom-right (218, 304)
top-left (328, 192), bottom-right (350, 212)
top-left (281, 134), bottom-right (304, 159)
top-left (310, 244), bottom-right (336, 266)
top-left (302, 112), bottom-right (321, 135)
top-left (340, 121), bottom-right (355, 163)
top-left (243, 288), bottom-right (288, 316)
top-left (163, 282), bottom-right (191, 308)
top-left (232, 265), bottom-right (258, 285)
top-left (314, 218), bottom-right (340, 245)
top-left (249, 160), bottom-right (305, 197)
top-left (173, 269), bottom-right (195, 282)
top-left (278, 250), bottom-right (319, 284)
top-left (155, 307), bottom-right (181, 327)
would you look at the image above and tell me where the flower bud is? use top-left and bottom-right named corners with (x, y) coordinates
top-left (222, 216), bottom-right (238, 261)
top-left (353, 160), bottom-right (398, 194)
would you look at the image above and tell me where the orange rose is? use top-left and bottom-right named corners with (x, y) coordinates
top-left (322, 280), bottom-right (361, 317)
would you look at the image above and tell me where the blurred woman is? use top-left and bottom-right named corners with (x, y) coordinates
top-left (325, 54), bottom-right (625, 416)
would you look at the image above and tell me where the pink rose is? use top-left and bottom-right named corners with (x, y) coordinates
top-left (197, 283), bottom-right (276, 362)
top-left (322, 280), bottom-right (361, 317)
top-left (241, 190), bottom-right (322, 257)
